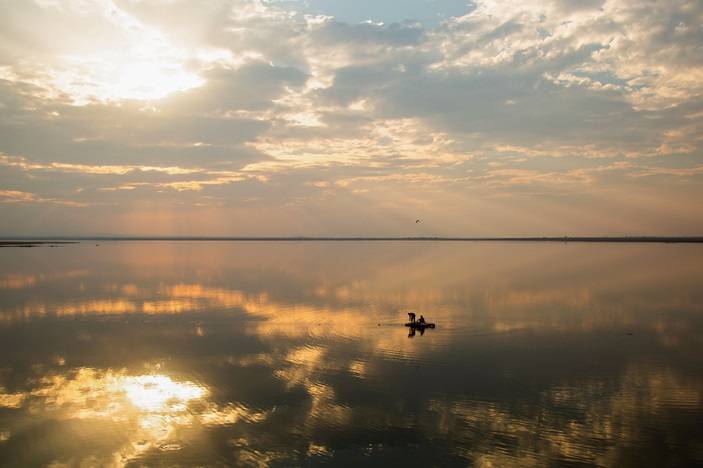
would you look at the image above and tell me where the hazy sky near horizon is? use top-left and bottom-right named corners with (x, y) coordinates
top-left (0, 0), bottom-right (702, 236)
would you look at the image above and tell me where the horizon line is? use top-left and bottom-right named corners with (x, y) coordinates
top-left (2, 236), bottom-right (703, 243)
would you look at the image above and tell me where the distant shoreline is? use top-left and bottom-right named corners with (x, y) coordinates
top-left (2, 237), bottom-right (703, 244)
top-left (0, 241), bottom-right (79, 248)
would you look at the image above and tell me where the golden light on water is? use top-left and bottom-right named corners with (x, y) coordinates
top-left (0, 367), bottom-right (261, 464)
top-left (1, 240), bottom-right (703, 466)
top-left (118, 374), bottom-right (207, 413)
top-left (8, 368), bottom-right (210, 423)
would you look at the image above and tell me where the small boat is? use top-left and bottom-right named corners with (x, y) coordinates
top-left (404, 322), bottom-right (435, 329)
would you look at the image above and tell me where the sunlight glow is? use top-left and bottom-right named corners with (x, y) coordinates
top-left (54, 51), bottom-right (203, 103)
top-left (38, 4), bottom-right (207, 103)
top-left (119, 374), bottom-right (207, 413)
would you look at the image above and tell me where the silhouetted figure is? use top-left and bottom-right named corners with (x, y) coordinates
top-left (408, 312), bottom-right (416, 323)
top-left (418, 315), bottom-right (426, 324)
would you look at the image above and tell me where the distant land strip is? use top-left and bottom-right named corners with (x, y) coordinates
top-left (0, 241), bottom-right (78, 247)
top-left (2, 237), bottom-right (703, 244)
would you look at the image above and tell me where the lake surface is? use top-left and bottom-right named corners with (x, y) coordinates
top-left (0, 241), bottom-right (702, 467)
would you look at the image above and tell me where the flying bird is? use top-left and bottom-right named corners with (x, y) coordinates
top-left (415, 219), bottom-right (421, 223)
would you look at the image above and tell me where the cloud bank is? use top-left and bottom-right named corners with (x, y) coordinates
top-left (0, 0), bottom-right (701, 235)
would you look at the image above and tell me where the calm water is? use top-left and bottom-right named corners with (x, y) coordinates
top-left (0, 242), bottom-right (702, 467)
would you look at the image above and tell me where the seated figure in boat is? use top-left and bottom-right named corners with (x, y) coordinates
top-left (418, 315), bottom-right (426, 324)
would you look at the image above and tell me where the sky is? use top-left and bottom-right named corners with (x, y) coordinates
top-left (0, 0), bottom-right (701, 237)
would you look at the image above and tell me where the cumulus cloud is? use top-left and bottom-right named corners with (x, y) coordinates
top-left (0, 0), bottom-right (701, 235)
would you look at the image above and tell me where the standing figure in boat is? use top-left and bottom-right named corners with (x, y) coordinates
top-left (404, 313), bottom-right (435, 331)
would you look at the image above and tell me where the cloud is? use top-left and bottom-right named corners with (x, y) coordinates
top-left (0, 189), bottom-right (86, 206)
top-left (0, 0), bottom-right (701, 235)
top-left (0, 153), bottom-right (200, 175)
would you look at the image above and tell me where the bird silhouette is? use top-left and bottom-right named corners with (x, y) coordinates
top-left (415, 219), bottom-right (421, 223)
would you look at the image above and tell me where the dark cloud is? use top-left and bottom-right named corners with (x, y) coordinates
top-left (165, 62), bottom-right (308, 112)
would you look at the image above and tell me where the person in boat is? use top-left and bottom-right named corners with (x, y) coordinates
top-left (408, 312), bottom-right (416, 323)
top-left (418, 315), bottom-right (426, 324)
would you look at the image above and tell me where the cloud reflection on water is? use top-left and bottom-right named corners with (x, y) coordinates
top-left (0, 242), bottom-right (702, 466)
top-left (0, 367), bottom-right (269, 466)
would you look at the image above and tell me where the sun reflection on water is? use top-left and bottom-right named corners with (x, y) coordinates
top-left (0, 367), bottom-right (268, 465)
top-left (118, 374), bottom-right (207, 413)
top-left (1, 244), bottom-right (702, 465)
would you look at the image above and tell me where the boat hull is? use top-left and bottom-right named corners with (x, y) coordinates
top-left (404, 322), bottom-right (435, 328)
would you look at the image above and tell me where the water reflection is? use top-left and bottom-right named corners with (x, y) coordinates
top-left (0, 366), bottom-right (267, 465)
top-left (0, 242), bottom-right (702, 466)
